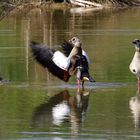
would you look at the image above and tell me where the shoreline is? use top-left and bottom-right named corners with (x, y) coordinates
top-left (1, 1), bottom-right (140, 19)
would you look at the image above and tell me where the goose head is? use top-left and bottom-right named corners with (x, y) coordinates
top-left (68, 37), bottom-right (83, 59)
top-left (69, 37), bottom-right (82, 48)
top-left (132, 39), bottom-right (140, 52)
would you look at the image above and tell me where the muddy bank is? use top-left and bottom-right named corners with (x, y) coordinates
top-left (0, 2), bottom-right (15, 20)
top-left (0, 2), bottom-right (72, 19)
top-left (1, 0), bottom-right (140, 19)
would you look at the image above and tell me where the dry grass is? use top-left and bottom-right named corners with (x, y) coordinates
top-left (1, 0), bottom-right (140, 18)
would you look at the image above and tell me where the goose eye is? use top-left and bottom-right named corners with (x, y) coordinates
top-left (72, 38), bottom-right (75, 41)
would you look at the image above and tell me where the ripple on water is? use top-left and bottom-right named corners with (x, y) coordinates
top-left (48, 82), bottom-right (127, 90)
top-left (18, 131), bottom-right (140, 140)
top-left (8, 82), bottom-right (127, 90)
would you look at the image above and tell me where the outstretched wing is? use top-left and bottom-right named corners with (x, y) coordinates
top-left (30, 41), bottom-right (71, 82)
top-left (61, 40), bottom-right (74, 57)
top-left (30, 41), bottom-right (54, 68)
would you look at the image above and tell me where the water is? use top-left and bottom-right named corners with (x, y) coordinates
top-left (0, 7), bottom-right (140, 139)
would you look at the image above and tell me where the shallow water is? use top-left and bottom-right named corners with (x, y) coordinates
top-left (0, 7), bottom-right (140, 139)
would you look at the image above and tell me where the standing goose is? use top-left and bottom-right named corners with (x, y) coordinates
top-left (30, 37), bottom-right (95, 89)
top-left (129, 39), bottom-right (140, 89)
top-left (62, 37), bottom-right (95, 89)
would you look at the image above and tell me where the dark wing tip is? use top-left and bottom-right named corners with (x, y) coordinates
top-left (30, 41), bottom-right (39, 46)
top-left (61, 40), bottom-right (74, 57)
top-left (89, 76), bottom-right (96, 82)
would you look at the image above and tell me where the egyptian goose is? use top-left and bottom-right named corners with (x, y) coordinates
top-left (30, 37), bottom-right (95, 89)
top-left (129, 39), bottom-right (140, 89)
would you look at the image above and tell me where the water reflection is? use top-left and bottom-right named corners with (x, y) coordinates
top-left (32, 89), bottom-right (90, 134)
top-left (129, 90), bottom-right (140, 130)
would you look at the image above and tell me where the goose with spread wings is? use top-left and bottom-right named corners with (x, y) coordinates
top-left (30, 37), bottom-right (95, 89)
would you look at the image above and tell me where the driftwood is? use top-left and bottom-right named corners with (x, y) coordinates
top-left (70, 0), bottom-right (103, 7)
top-left (0, 2), bottom-right (16, 21)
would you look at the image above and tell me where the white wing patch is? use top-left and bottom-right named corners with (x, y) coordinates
top-left (52, 51), bottom-right (70, 71)
top-left (82, 50), bottom-right (90, 64)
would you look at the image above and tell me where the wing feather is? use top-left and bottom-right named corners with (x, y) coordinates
top-left (30, 41), bottom-right (70, 82)
top-left (61, 40), bottom-right (74, 57)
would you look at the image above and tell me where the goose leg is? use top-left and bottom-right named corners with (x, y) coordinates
top-left (77, 79), bottom-right (81, 92)
top-left (82, 80), bottom-right (85, 90)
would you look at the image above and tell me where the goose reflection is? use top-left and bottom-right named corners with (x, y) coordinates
top-left (31, 89), bottom-right (90, 133)
top-left (129, 90), bottom-right (140, 130)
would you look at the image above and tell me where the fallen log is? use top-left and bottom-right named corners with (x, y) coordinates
top-left (70, 0), bottom-right (103, 7)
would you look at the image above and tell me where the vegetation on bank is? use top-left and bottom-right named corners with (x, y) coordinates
top-left (1, 0), bottom-right (140, 20)
top-left (1, 0), bottom-right (140, 7)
